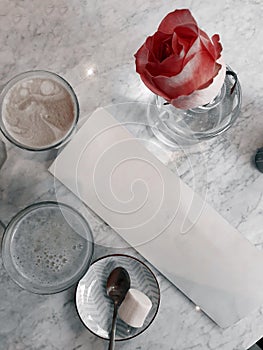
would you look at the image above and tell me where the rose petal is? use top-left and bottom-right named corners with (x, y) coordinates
top-left (200, 31), bottom-right (216, 58)
top-left (211, 34), bottom-right (222, 59)
top-left (136, 31), bottom-right (187, 78)
top-left (139, 72), bottom-right (171, 100)
top-left (170, 59), bottom-right (226, 109)
top-left (199, 30), bottom-right (222, 60)
top-left (171, 32), bottom-right (183, 56)
top-left (183, 36), bottom-right (202, 66)
top-left (175, 24), bottom-right (199, 39)
top-left (158, 9), bottom-right (198, 34)
top-left (153, 50), bottom-right (219, 98)
top-left (175, 25), bottom-right (199, 55)
top-left (145, 56), bottom-right (184, 77)
top-left (146, 34), bottom-right (185, 77)
top-left (146, 32), bottom-right (172, 62)
top-left (134, 42), bottom-right (150, 74)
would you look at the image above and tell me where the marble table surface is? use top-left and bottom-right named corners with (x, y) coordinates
top-left (1, 0), bottom-right (263, 349)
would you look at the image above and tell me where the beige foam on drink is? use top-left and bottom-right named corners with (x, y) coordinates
top-left (2, 76), bottom-right (76, 149)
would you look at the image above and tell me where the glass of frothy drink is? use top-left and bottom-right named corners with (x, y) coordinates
top-left (0, 70), bottom-right (79, 151)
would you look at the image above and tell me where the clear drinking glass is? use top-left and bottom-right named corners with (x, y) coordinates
top-left (0, 70), bottom-right (79, 152)
top-left (1, 201), bottom-right (94, 294)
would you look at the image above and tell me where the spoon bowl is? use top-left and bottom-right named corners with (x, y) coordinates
top-left (106, 267), bottom-right (130, 350)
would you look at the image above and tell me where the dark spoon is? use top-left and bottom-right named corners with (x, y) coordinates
top-left (106, 267), bottom-right (130, 350)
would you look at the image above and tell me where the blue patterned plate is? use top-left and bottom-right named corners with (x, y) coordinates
top-left (75, 254), bottom-right (160, 341)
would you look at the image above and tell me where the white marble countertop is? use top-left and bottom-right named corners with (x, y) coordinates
top-left (1, 0), bottom-right (263, 349)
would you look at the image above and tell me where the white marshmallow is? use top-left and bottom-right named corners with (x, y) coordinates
top-left (118, 288), bottom-right (152, 328)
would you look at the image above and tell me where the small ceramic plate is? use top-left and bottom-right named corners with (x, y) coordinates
top-left (75, 254), bottom-right (160, 341)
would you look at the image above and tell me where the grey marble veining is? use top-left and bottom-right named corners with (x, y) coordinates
top-left (1, 0), bottom-right (263, 349)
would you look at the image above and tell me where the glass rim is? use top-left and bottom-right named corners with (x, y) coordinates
top-left (1, 201), bottom-right (94, 294)
top-left (0, 70), bottom-right (79, 152)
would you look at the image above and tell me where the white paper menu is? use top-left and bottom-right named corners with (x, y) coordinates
top-left (49, 108), bottom-right (263, 328)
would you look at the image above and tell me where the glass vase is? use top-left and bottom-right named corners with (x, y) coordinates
top-left (147, 66), bottom-right (242, 148)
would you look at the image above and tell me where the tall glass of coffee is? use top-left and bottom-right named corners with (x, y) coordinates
top-left (0, 70), bottom-right (79, 151)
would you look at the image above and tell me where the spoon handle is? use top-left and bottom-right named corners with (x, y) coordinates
top-left (108, 303), bottom-right (118, 350)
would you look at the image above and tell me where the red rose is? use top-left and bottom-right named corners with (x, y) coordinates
top-left (135, 9), bottom-right (225, 109)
